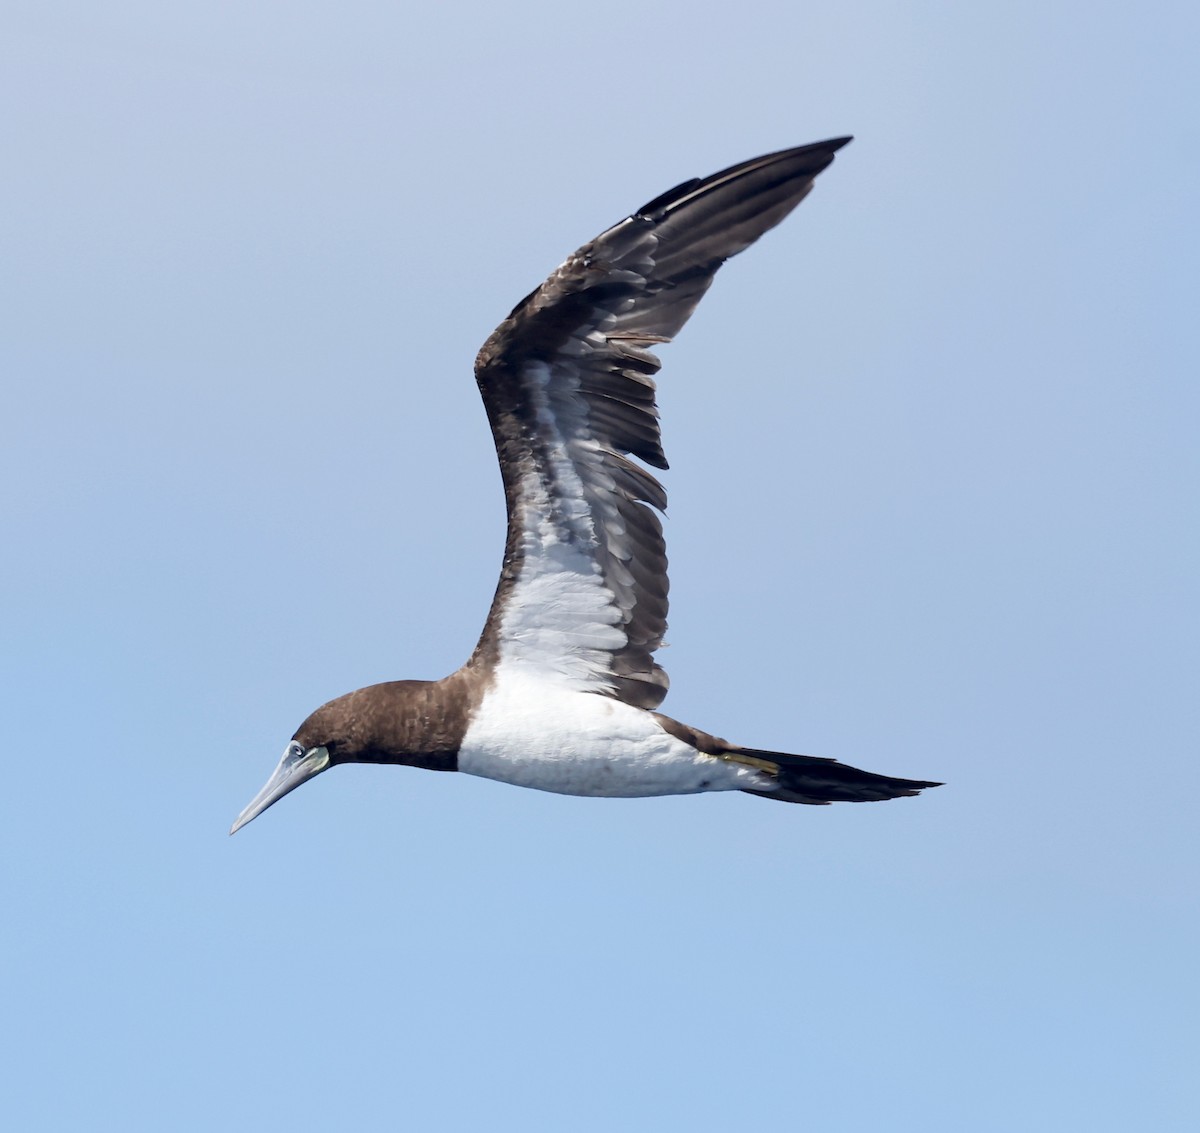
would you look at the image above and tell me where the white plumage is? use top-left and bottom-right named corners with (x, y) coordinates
top-left (459, 673), bottom-right (773, 797)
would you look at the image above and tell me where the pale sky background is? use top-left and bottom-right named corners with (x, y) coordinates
top-left (3, 2), bottom-right (1197, 1130)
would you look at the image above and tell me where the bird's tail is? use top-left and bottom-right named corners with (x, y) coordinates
top-left (733, 747), bottom-right (941, 805)
top-left (652, 711), bottom-right (940, 805)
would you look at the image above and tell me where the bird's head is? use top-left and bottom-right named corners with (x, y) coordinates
top-left (228, 696), bottom-right (360, 835)
top-left (229, 680), bottom-right (458, 834)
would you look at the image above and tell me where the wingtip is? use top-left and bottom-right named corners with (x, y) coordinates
top-left (808, 135), bottom-right (853, 159)
top-left (793, 135), bottom-right (853, 155)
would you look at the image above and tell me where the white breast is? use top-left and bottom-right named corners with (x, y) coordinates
top-left (458, 674), bottom-right (772, 798)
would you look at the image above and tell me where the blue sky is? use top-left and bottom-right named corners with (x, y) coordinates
top-left (3, 2), bottom-right (1197, 1129)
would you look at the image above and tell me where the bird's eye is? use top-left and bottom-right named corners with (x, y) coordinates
top-left (288, 742), bottom-right (305, 760)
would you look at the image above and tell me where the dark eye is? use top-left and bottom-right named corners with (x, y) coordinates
top-left (288, 742), bottom-right (305, 760)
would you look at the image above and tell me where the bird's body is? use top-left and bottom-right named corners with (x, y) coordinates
top-left (459, 678), bottom-right (770, 798)
top-left (232, 137), bottom-right (939, 835)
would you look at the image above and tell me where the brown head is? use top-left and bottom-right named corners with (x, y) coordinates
top-left (229, 676), bottom-right (477, 834)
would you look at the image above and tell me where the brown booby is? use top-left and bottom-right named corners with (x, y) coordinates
top-left (231, 137), bottom-right (939, 834)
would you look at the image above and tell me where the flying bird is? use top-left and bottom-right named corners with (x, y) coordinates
top-left (231, 137), bottom-right (939, 834)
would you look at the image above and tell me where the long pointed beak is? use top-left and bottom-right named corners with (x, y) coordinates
top-left (230, 745), bottom-right (330, 835)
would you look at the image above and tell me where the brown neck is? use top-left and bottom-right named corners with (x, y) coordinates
top-left (302, 667), bottom-right (493, 773)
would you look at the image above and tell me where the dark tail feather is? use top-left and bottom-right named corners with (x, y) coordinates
top-left (650, 712), bottom-right (940, 806)
top-left (740, 748), bottom-right (942, 805)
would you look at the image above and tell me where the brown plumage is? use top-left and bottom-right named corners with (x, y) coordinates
top-left (470, 139), bottom-right (853, 708)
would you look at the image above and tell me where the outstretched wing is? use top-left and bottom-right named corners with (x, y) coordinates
top-left (467, 138), bottom-right (851, 707)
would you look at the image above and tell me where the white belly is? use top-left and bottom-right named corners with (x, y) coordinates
top-left (458, 678), bottom-right (772, 798)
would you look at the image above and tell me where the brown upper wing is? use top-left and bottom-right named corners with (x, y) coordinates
top-left (467, 139), bottom-right (851, 708)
